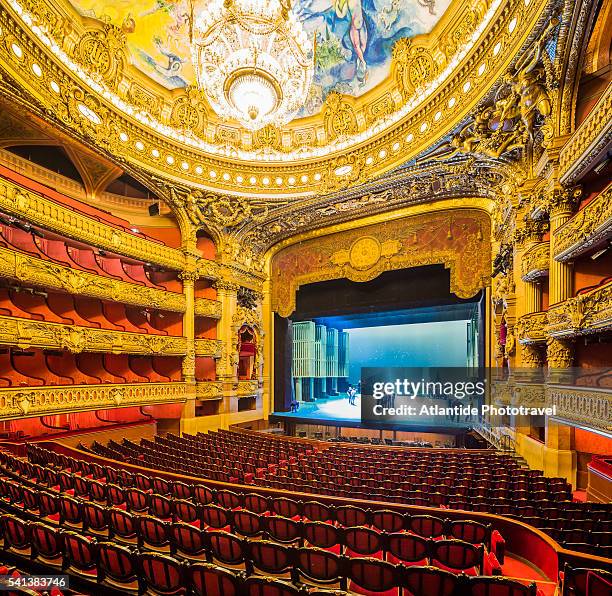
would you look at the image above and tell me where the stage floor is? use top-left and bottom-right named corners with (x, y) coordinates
top-left (278, 393), bottom-right (361, 423)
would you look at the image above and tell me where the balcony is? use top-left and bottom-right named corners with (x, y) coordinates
top-left (0, 315), bottom-right (187, 355)
top-left (547, 385), bottom-right (611, 434)
top-left (194, 297), bottom-right (222, 318)
top-left (521, 243), bottom-right (549, 282)
top-left (516, 311), bottom-right (547, 344)
top-left (0, 382), bottom-right (187, 419)
top-left (553, 183), bottom-right (612, 262)
top-left (559, 84), bottom-right (612, 184)
top-left (194, 338), bottom-right (223, 357)
top-left (547, 280), bottom-right (612, 337)
top-left (195, 381), bottom-right (223, 400)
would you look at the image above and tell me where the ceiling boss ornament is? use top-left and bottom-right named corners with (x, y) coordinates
top-left (191, 0), bottom-right (313, 131)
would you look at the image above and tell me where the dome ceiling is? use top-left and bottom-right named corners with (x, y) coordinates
top-left (69, 0), bottom-right (452, 118)
top-left (0, 0), bottom-right (556, 198)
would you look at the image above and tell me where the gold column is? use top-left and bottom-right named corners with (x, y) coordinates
top-left (524, 281), bottom-right (542, 314)
top-left (548, 190), bottom-right (576, 305)
top-left (215, 280), bottom-right (239, 383)
top-left (179, 269), bottom-right (197, 385)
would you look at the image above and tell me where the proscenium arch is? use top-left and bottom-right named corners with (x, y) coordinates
top-left (260, 197), bottom-right (495, 417)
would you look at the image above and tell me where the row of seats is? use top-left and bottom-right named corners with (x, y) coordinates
top-left (0, 516), bottom-right (548, 596)
top-left (0, 220), bottom-right (180, 292)
top-left (0, 287), bottom-right (182, 334)
top-left (0, 349), bottom-right (182, 386)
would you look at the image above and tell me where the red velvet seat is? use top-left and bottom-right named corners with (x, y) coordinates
top-left (217, 489), bottom-right (242, 510)
top-left (170, 522), bottom-right (208, 561)
top-left (347, 557), bottom-right (400, 596)
top-left (139, 552), bottom-right (187, 595)
top-left (201, 504), bottom-right (230, 531)
top-left (63, 530), bottom-right (98, 578)
top-left (109, 508), bottom-right (138, 545)
top-left (153, 477), bottom-right (173, 496)
top-left (449, 520), bottom-right (490, 546)
top-left (188, 562), bottom-right (241, 596)
top-left (294, 546), bottom-right (345, 590)
top-left (403, 565), bottom-right (459, 596)
top-left (248, 540), bottom-right (294, 577)
top-left (208, 530), bottom-right (247, 569)
top-left (193, 485), bottom-right (215, 506)
top-left (431, 539), bottom-right (483, 576)
top-left (97, 541), bottom-right (139, 592)
top-left (30, 521), bottom-right (64, 568)
top-left (272, 496), bottom-right (302, 519)
top-left (387, 533), bottom-right (429, 566)
top-left (372, 509), bottom-right (405, 533)
top-left (38, 491), bottom-right (60, 524)
top-left (150, 494), bottom-right (173, 521)
top-left (125, 487), bottom-right (150, 514)
top-left (344, 526), bottom-right (384, 559)
top-left (409, 515), bottom-right (446, 539)
top-left (58, 494), bottom-right (82, 530)
top-left (172, 481), bottom-right (193, 500)
top-left (87, 479), bottom-right (107, 503)
top-left (138, 515), bottom-right (171, 552)
top-left (303, 501), bottom-right (333, 522)
top-left (106, 484), bottom-right (126, 508)
top-left (336, 505), bottom-right (369, 527)
top-left (174, 499), bottom-right (202, 528)
top-left (1, 514), bottom-right (31, 557)
top-left (304, 521), bottom-right (343, 553)
top-left (82, 501), bottom-right (109, 538)
top-left (233, 509), bottom-right (265, 538)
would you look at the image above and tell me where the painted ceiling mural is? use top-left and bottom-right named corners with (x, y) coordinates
top-left (69, 0), bottom-right (451, 117)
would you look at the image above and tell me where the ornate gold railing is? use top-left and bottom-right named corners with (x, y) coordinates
top-left (516, 311), bottom-right (547, 344)
top-left (0, 315), bottom-right (187, 355)
top-left (194, 297), bottom-right (222, 318)
top-left (560, 84), bottom-right (612, 184)
top-left (521, 243), bottom-right (549, 281)
top-left (547, 385), bottom-right (612, 433)
top-left (195, 381), bottom-right (223, 400)
top-left (547, 280), bottom-right (612, 337)
top-left (0, 176), bottom-right (187, 270)
top-left (553, 183), bottom-right (612, 262)
top-left (0, 382), bottom-right (188, 419)
top-left (0, 247), bottom-right (186, 312)
top-left (194, 338), bottom-right (223, 357)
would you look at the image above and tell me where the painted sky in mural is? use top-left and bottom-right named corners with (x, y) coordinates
top-left (69, 0), bottom-right (451, 117)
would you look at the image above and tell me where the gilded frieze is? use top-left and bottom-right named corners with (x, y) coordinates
top-left (195, 381), bottom-right (223, 400)
top-left (270, 209), bottom-right (491, 317)
top-left (520, 243), bottom-right (550, 281)
top-left (0, 247), bottom-right (186, 312)
top-left (553, 183), bottom-right (612, 261)
top-left (547, 386), bottom-right (611, 433)
top-left (0, 316), bottom-right (188, 355)
top-left (0, 382), bottom-right (188, 420)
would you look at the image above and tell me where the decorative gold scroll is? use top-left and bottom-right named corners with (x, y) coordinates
top-left (270, 209), bottom-right (491, 317)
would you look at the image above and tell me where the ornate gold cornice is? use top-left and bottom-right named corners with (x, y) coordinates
top-left (0, 382), bottom-right (187, 420)
top-left (547, 386), bottom-right (611, 433)
top-left (553, 183), bottom-right (612, 262)
top-left (194, 338), bottom-right (223, 358)
top-left (194, 297), bottom-right (222, 319)
top-left (559, 83), bottom-right (612, 184)
top-left (195, 381), bottom-right (223, 401)
top-left (521, 242), bottom-right (550, 281)
top-left (516, 311), bottom-right (547, 344)
top-left (0, 174), bottom-right (185, 270)
top-left (547, 280), bottom-right (612, 337)
top-left (0, 315), bottom-right (187, 355)
top-left (0, 246), bottom-right (186, 312)
top-left (0, 0), bottom-right (555, 197)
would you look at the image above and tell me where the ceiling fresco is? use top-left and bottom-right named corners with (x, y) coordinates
top-left (69, 0), bottom-right (451, 117)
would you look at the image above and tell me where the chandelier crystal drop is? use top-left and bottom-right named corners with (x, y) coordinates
top-left (192, 0), bottom-right (314, 131)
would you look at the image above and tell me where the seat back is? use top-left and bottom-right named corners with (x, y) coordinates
top-left (449, 520), bottom-right (490, 545)
top-left (347, 558), bottom-right (399, 594)
top-left (233, 510), bottom-right (264, 537)
top-left (295, 547), bottom-right (344, 587)
top-left (248, 540), bottom-right (293, 575)
top-left (432, 539), bottom-right (483, 572)
top-left (202, 504), bottom-right (229, 529)
top-left (139, 552), bottom-right (184, 595)
top-left (344, 526), bottom-right (383, 556)
top-left (98, 541), bottom-right (138, 588)
top-left (303, 501), bottom-right (333, 522)
top-left (208, 530), bottom-right (246, 566)
top-left (139, 515), bottom-right (170, 548)
top-left (109, 509), bottom-right (137, 540)
top-left (403, 565), bottom-right (460, 596)
top-left (409, 515), bottom-right (446, 539)
top-left (82, 501), bottom-right (108, 532)
top-left (304, 521), bottom-right (342, 549)
top-left (3, 514), bottom-right (30, 550)
top-left (170, 522), bottom-right (207, 559)
top-left (193, 485), bottom-right (215, 505)
top-left (372, 509), bottom-right (405, 533)
top-left (387, 533), bottom-right (429, 564)
top-left (30, 521), bottom-right (63, 560)
top-left (336, 505), bottom-right (369, 527)
top-left (188, 562), bottom-right (241, 596)
top-left (243, 492), bottom-right (269, 513)
top-left (63, 530), bottom-right (98, 575)
top-left (266, 515), bottom-right (302, 544)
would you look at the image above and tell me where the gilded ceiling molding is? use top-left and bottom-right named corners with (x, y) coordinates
top-left (0, 246), bottom-right (186, 312)
top-left (239, 158), bottom-right (504, 255)
top-left (0, 315), bottom-right (188, 355)
top-left (0, 382), bottom-right (188, 420)
top-left (0, 0), bottom-right (556, 197)
top-left (553, 182), bottom-right (612, 261)
top-left (270, 208), bottom-right (491, 317)
top-left (0, 174), bottom-right (186, 270)
top-left (559, 84), bottom-right (612, 184)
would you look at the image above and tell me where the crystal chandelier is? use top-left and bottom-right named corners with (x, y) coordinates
top-left (192, 0), bottom-right (314, 131)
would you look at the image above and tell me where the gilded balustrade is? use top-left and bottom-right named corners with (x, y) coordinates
top-left (194, 298), bottom-right (222, 319)
top-left (0, 315), bottom-right (187, 355)
top-left (559, 85), bottom-right (612, 185)
top-left (0, 175), bottom-right (197, 272)
top-left (195, 381), bottom-right (223, 400)
top-left (553, 183), bottom-right (612, 262)
top-left (546, 385), bottom-right (612, 433)
top-left (0, 246), bottom-right (186, 312)
top-left (0, 382), bottom-right (188, 420)
top-left (547, 280), bottom-right (612, 338)
top-left (521, 243), bottom-right (550, 282)
top-left (516, 311), bottom-right (548, 344)
top-left (194, 338), bottom-right (223, 358)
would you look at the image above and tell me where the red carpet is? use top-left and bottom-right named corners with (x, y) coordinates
top-left (502, 556), bottom-right (558, 596)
